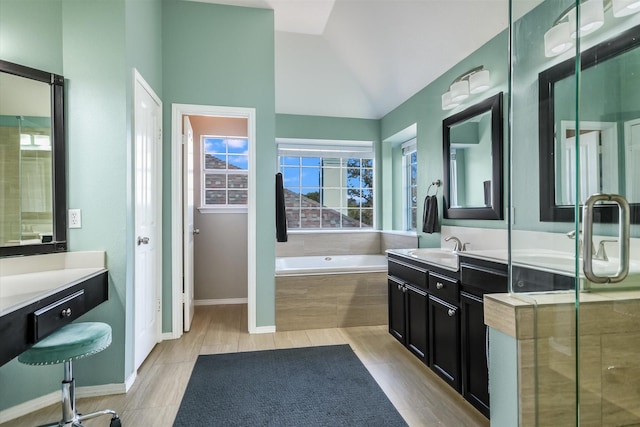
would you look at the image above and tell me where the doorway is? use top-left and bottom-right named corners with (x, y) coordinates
top-left (171, 104), bottom-right (257, 337)
top-left (133, 70), bottom-right (162, 370)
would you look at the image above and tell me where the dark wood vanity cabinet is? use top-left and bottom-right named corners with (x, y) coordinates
top-left (387, 258), bottom-right (429, 364)
top-left (460, 291), bottom-right (489, 417)
top-left (387, 251), bottom-right (508, 420)
top-left (459, 256), bottom-right (508, 418)
top-left (428, 271), bottom-right (461, 391)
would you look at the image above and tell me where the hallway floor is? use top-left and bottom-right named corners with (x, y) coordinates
top-left (2, 304), bottom-right (489, 427)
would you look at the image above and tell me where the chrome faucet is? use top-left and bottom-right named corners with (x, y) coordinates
top-left (566, 229), bottom-right (584, 254)
top-left (594, 239), bottom-right (617, 261)
top-left (566, 229), bottom-right (615, 261)
top-left (444, 235), bottom-right (467, 252)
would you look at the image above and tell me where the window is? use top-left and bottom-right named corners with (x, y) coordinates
top-left (201, 136), bottom-right (248, 208)
top-left (277, 139), bottom-right (374, 229)
top-left (402, 139), bottom-right (417, 230)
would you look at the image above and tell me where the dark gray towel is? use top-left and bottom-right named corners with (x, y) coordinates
top-left (422, 195), bottom-right (438, 234)
top-left (275, 173), bottom-right (287, 242)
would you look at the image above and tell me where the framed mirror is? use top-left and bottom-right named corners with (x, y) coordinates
top-left (0, 60), bottom-right (66, 256)
top-left (442, 92), bottom-right (503, 220)
top-left (539, 24), bottom-right (640, 223)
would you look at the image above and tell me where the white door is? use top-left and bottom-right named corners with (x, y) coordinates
top-left (134, 71), bottom-right (162, 370)
top-left (625, 118), bottom-right (640, 203)
top-left (183, 116), bottom-right (195, 332)
top-left (562, 130), bottom-right (599, 205)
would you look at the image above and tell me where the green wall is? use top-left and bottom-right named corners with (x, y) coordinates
top-left (510, 1), bottom-right (640, 239)
top-left (380, 31), bottom-right (510, 248)
top-left (162, 0), bottom-right (275, 328)
top-left (0, 0), bottom-right (162, 411)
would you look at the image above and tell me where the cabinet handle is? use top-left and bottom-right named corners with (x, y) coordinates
top-left (402, 286), bottom-right (407, 293)
top-left (436, 282), bottom-right (444, 289)
top-left (447, 308), bottom-right (455, 317)
top-left (61, 308), bottom-right (72, 317)
top-left (397, 284), bottom-right (402, 291)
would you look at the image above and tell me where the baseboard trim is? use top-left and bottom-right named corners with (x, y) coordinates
top-left (162, 331), bottom-right (180, 340)
top-left (251, 325), bottom-right (276, 334)
top-left (195, 298), bottom-right (248, 306)
top-left (125, 371), bottom-right (137, 392)
top-left (0, 383), bottom-right (126, 423)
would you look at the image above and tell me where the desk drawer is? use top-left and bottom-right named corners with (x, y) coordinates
top-left (388, 259), bottom-right (428, 289)
top-left (31, 290), bottom-right (85, 342)
top-left (429, 272), bottom-right (459, 304)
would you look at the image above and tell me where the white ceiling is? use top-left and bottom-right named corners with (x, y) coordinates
top-left (190, 0), bottom-right (542, 119)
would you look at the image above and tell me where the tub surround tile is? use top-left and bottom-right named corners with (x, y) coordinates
top-left (276, 272), bottom-right (387, 331)
top-left (276, 231), bottom-right (381, 257)
top-left (485, 292), bottom-right (640, 426)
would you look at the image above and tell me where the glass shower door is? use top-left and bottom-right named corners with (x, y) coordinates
top-left (509, 0), bottom-right (640, 425)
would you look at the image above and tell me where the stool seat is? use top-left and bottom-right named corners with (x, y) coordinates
top-left (19, 322), bottom-right (112, 366)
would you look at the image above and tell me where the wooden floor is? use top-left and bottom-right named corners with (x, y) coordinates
top-left (3, 304), bottom-right (489, 427)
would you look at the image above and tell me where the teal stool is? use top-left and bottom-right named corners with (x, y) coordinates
top-left (19, 322), bottom-right (121, 427)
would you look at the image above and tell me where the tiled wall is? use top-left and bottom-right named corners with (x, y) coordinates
top-left (0, 127), bottom-right (21, 245)
top-left (275, 271), bottom-right (387, 330)
top-left (275, 230), bottom-right (418, 257)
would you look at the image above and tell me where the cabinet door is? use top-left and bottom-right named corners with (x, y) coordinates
top-left (429, 295), bottom-right (461, 391)
top-left (406, 284), bottom-right (428, 364)
top-left (461, 292), bottom-right (490, 417)
top-left (388, 276), bottom-right (406, 343)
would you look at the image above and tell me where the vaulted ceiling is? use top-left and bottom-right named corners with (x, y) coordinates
top-left (191, 0), bottom-right (542, 119)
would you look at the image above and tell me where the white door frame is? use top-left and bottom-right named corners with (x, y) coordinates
top-left (170, 104), bottom-right (257, 338)
top-left (133, 69), bottom-right (163, 362)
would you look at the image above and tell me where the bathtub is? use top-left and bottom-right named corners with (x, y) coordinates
top-left (275, 254), bottom-right (388, 276)
top-left (275, 254), bottom-right (389, 330)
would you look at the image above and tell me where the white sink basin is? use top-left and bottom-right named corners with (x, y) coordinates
top-left (512, 249), bottom-right (640, 277)
top-left (408, 248), bottom-right (459, 270)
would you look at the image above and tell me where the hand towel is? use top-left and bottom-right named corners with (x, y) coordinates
top-left (275, 173), bottom-right (288, 242)
top-left (422, 195), bottom-right (438, 234)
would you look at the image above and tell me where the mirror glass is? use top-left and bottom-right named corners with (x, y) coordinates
top-left (0, 60), bottom-right (66, 256)
top-left (539, 25), bottom-right (640, 223)
top-left (443, 92), bottom-right (503, 220)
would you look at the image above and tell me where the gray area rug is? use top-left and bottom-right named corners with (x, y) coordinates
top-left (173, 344), bottom-right (408, 426)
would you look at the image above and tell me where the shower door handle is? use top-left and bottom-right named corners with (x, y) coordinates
top-left (582, 194), bottom-right (630, 284)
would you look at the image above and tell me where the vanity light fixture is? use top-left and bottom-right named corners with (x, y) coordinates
top-left (544, 0), bottom-right (640, 57)
top-left (441, 66), bottom-right (491, 110)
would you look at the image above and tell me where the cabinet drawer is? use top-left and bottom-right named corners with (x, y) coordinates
top-left (388, 259), bottom-right (427, 289)
top-left (429, 272), bottom-right (459, 304)
top-left (31, 290), bottom-right (85, 342)
top-left (460, 263), bottom-right (507, 295)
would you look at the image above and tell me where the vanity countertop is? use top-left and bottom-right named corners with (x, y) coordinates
top-left (0, 251), bottom-right (109, 366)
top-left (0, 267), bottom-right (107, 317)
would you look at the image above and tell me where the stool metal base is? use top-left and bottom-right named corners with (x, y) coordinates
top-left (38, 361), bottom-right (121, 427)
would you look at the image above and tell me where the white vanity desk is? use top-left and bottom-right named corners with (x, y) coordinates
top-left (0, 251), bottom-right (108, 366)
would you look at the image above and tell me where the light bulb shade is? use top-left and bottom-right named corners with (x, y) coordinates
top-left (441, 92), bottom-right (459, 110)
top-left (469, 70), bottom-right (490, 94)
top-left (613, 0), bottom-right (640, 16)
top-left (450, 80), bottom-right (469, 102)
top-left (568, 0), bottom-right (604, 38)
top-left (544, 22), bottom-right (574, 57)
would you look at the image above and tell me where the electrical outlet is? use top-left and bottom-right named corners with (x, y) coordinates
top-left (69, 209), bottom-right (82, 228)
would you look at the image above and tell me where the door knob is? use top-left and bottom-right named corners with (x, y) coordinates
top-left (193, 228), bottom-right (200, 235)
top-left (137, 236), bottom-right (150, 245)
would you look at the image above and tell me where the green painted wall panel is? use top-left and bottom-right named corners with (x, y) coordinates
top-left (380, 32), bottom-right (510, 247)
top-left (0, 0), bottom-right (63, 74)
top-left (162, 0), bottom-right (276, 328)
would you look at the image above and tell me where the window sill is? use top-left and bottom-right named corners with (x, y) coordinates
top-left (198, 206), bottom-right (248, 214)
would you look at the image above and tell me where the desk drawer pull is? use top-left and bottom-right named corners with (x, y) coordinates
top-left (61, 308), bottom-right (72, 317)
top-left (436, 282), bottom-right (444, 289)
top-left (448, 309), bottom-right (456, 317)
